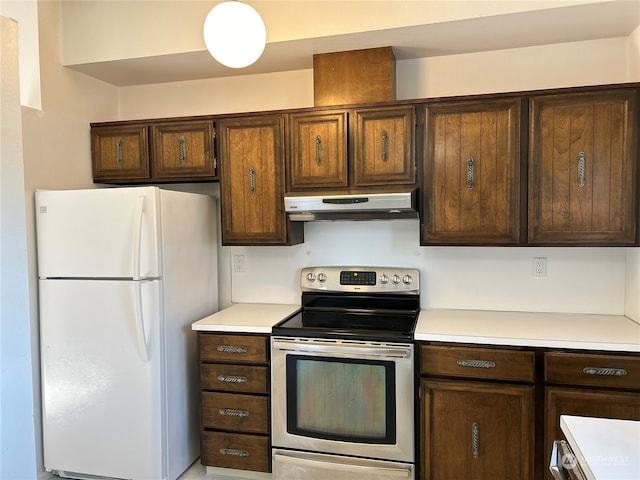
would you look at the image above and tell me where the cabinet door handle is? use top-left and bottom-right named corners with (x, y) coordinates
top-left (577, 151), bottom-right (586, 188)
top-left (457, 359), bottom-right (496, 369)
top-left (472, 422), bottom-right (480, 459)
top-left (216, 345), bottom-right (248, 354)
top-left (217, 374), bottom-right (248, 384)
top-left (315, 135), bottom-right (322, 165)
top-left (179, 135), bottom-right (187, 164)
top-left (218, 408), bottom-right (250, 417)
top-left (248, 167), bottom-right (256, 195)
top-left (219, 448), bottom-right (250, 457)
top-left (467, 157), bottom-right (475, 189)
top-left (583, 367), bottom-right (627, 376)
top-left (116, 139), bottom-right (123, 165)
top-left (381, 130), bottom-right (389, 162)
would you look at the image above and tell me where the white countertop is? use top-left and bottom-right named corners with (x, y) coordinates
top-left (415, 309), bottom-right (640, 352)
top-left (191, 303), bottom-right (300, 333)
top-left (561, 415), bottom-right (640, 480)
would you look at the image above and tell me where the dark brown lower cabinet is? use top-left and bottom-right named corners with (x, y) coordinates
top-left (198, 333), bottom-right (271, 474)
top-left (419, 343), bottom-right (640, 480)
top-left (421, 379), bottom-right (534, 480)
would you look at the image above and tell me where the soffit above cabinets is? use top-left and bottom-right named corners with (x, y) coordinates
top-left (61, 1), bottom-right (640, 87)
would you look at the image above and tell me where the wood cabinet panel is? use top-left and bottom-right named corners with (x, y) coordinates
top-left (202, 392), bottom-right (269, 434)
top-left (422, 379), bottom-right (534, 480)
top-left (289, 111), bottom-right (348, 189)
top-left (199, 334), bottom-right (268, 364)
top-left (150, 120), bottom-right (215, 180)
top-left (219, 115), bottom-right (303, 245)
top-left (353, 106), bottom-right (416, 186)
top-left (545, 352), bottom-right (640, 389)
top-left (201, 431), bottom-right (270, 473)
top-left (423, 99), bottom-right (522, 244)
top-left (529, 89), bottom-right (638, 244)
top-left (420, 344), bottom-right (535, 383)
top-left (91, 124), bottom-right (150, 182)
top-left (544, 387), bottom-right (640, 480)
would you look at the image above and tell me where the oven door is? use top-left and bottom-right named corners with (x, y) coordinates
top-left (271, 337), bottom-right (414, 463)
top-left (273, 449), bottom-right (414, 479)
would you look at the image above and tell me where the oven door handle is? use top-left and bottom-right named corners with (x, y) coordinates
top-left (272, 340), bottom-right (412, 358)
top-left (274, 452), bottom-right (412, 477)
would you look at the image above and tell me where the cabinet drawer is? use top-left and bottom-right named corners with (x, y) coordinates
top-left (420, 344), bottom-right (535, 382)
top-left (201, 431), bottom-right (270, 473)
top-left (201, 364), bottom-right (268, 393)
top-left (202, 392), bottom-right (269, 434)
top-left (199, 334), bottom-right (268, 364)
top-left (545, 352), bottom-right (640, 390)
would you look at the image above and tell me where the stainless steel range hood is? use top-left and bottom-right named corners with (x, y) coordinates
top-left (284, 189), bottom-right (418, 221)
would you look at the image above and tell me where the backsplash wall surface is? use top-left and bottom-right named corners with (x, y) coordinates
top-left (229, 220), bottom-right (626, 315)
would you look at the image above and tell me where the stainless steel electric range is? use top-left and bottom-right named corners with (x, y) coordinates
top-left (271, 266), bottom-right (420, 479)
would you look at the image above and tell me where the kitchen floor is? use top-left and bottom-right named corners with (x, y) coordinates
top-left (178, 460), bottom-right (208, 479)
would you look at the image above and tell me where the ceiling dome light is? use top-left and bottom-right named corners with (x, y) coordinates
top-left (203, 1), bottom-right (266, 69)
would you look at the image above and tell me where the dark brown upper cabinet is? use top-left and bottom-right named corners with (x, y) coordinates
top-left (422, 98), bottom-right (522, 245)
top-left (528, 88), bottom-right (638, 245)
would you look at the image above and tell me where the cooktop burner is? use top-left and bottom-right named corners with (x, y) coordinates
top-left (273, 267), bottom-right (420, 342)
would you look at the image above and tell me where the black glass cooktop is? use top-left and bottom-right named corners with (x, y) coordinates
top-left (272, 292), bottom-right (419, 342)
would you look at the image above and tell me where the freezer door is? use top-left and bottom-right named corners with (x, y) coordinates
top-left (40, 279), bottom-right (164, 480)
top-left (35, 187), bottom-right (161, 279)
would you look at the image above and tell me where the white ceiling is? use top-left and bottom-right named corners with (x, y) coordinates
top-left (67, 1), bottom-right (640, 87)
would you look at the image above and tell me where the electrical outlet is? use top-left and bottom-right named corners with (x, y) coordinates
top-left (533, 257), bottom-right (547, 278)
top-left (233, 255), bottom-right (245, 273)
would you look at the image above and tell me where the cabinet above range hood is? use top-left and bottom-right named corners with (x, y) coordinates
top-left (284, 189), bottom-right (418, 221)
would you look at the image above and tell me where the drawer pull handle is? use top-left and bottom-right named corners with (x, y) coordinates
top-left (116, 139), bottom-right (123, 165)
top-left (315, 135), bottom-right (322, 165)
top-left (457, 359), bottom-right (496, 369)
top-left (472, 422), bottom-right (480, 459)
top-left (248, 167), bottom-right (256, 195)
top-left (583, 367), bottom-right (627, 376)
top-left (467, 157), bottom-right (475, 189)
top-left (179, 135), bottom-right (187, 164)
top-left (219, 408), bottom-right (250, 417)
top-left (219, 448), bottom-right (249, 457)
top-left (217, 374), bottom-right (248, 384)
top-left (216, 345), bottom-right (248, 354)
top-left (381, 130), bottom-right (389, 162)
top-left (577, 151), bottom-right (586, 188)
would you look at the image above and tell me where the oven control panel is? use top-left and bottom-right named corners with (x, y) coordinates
top-left (301, 266), bottom-right (419, 293)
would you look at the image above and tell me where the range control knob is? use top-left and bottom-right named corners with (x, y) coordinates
top-left (380, 274), bottom-right (389, 284)
top-left (392, 274), bottom-right (401, 285)
top-left (317, 273), bottom-right (327, 283)
top-left (306, 272), bottom-right (316, 282)
top-left (402, 275), bottom-right (413, 286)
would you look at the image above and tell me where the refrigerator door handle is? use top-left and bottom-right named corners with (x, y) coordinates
top-left (134, 282), bottom-right (150, 361)
top-left (132, 195), bottom-right (145, 280)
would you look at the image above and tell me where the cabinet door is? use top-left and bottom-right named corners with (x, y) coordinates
top-left (219, 115), bottom-right (302, 245)
top-left (544, 387), bottom-right (640, 480)
top-left (421, 379), bottom-right (534, 480)
top-left (150, 120), bottom-right (216, 180)
top-left (422, 99), bottom-right (522, 245)
top-left (353, 106), bottom-right (416, 187)
top-left (529, 89), bottom-right (638, 245)
top-left (289, 111), bottom-right (348, 190)
top-left (91, 124), bottom-right (149, 183)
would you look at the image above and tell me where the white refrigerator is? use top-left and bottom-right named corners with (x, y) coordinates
top-left (35, 186), bottom-right (218, 480)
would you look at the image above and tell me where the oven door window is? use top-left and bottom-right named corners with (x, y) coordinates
top-left (286, 355), bottom-right (396, 444)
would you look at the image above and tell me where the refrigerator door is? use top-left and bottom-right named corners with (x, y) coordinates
top-left (40, 278), bottom-right (164, 480)
top-left (35, 187), bottom-right (161, 279)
